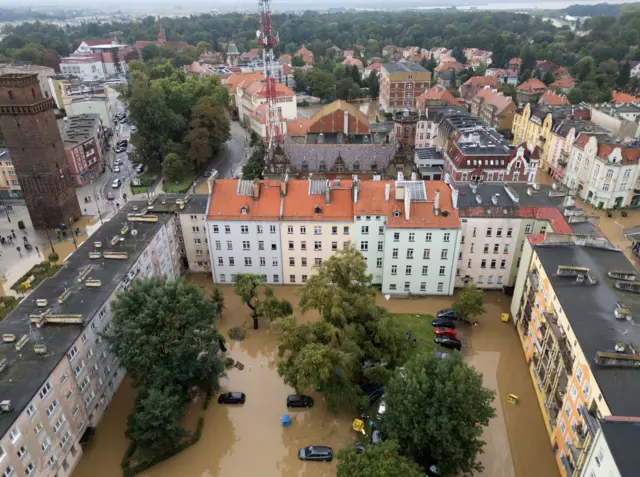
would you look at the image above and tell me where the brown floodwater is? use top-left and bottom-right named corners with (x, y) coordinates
top-left (72, 283), bottom-right (558, 477)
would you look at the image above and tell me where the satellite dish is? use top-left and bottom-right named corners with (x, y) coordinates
top-left (131, 230), bottom-right (138, 236)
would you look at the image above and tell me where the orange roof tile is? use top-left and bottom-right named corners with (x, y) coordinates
top-left (597, 143), bottom-right (640, 164)
top-left (539, 90), bottom-right (570, 105)
top-left (207, 180), bottom-right (283, 221)
top-left (464, 76), bottom-right (498, 87)
top-left (355, 181), bottom-right (460, 229)
top-left (224, 72), bottom-right (264, 92)
top-left (342, 58), bottom-right (363, 68)
top-left (244, 80), bottom-right (296, 98)
top-left (365, 62), bottom-right (382, 72)
top-left (416, 85), bottom-right (460, 106)
top-left (574, 133), bottom-right (590, 149)
top-left (550, 76), bottom-right (576, 89)
top-left (435, 61), bottom-right (464, 72)
top-left (287, 118), bottom-right (313, 136)
top-left (282, 180), bottom-right (354, 221)
top-left (517, 78), bottom-right (546, 92)
top-left (611, 90), bottom-right (640, 104)
top-left (474, 87), bottom-right (514, 115)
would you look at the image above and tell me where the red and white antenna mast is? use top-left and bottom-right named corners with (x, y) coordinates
top-left (257, 0), bottom-right (282, 150)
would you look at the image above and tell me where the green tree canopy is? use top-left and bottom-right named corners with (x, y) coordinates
top-left (453, 285), bottom-right (486, 321)
top-left (337, 440), bottom-right (424, 477)
top-left (233, 273), bottom-right (292, 329)
top-left (381, 353), bottom-right (496, 476)
top-left (162, 152), bottom-right (188, 182)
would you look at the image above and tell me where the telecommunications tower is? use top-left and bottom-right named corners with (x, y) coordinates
top-left (257, 0), bottom-right (282, 150)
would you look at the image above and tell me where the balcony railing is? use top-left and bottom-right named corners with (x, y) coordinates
top-left (544, 312), bottom-right (574, 374)
top-left (528, 270), bottom-right (540, 293)
top-left (558, 158), bottom-right (567, 167)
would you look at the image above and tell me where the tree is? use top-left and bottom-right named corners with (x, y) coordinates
top-left (337, 78), bottom-right (358, 100)
top-left (162, 153), bottom-right (188, 182)
top-left (185, 96), bottom-right (231, 171)
top-left (42, 49), bottom-right (61, 72)
top-left (242, 148), bottom-right (266, 180)
top-left (381, 353), bottom-right (496, 476)
top-left (518, 45), bottom-right (536, 82)
top-left (292, 69), bottom-right (306, 92)
top-left (368, 70), bottom-right (380, 98)
top-left (210, 288), bottom-right (226, 318)
top-left (291, 54), bottom-right (305, 67)
top-left (141, 44), bottom-right (161, 61)
top-left (542, 70), bottom-right (556, 85)
top-left (305, 68), bottom-right (336, 100)
top-left (452, 285), bottom-right (486, 321)
top-left (426, 54), bottom-right (437, 73)
top-left (104, 278), bottom-right (226, 391)
top-left (617, 61), bottom-right (631, 88)
top-left (126, 385), bottom-right (187, 464)
top-left (47, 252), bottom-right (59, 264)
top-left (233, 273), bottom-right (292, 329)
top-left (337, 440), bottom-right (424, 477)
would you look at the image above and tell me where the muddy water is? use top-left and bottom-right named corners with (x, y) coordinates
top-left (72, 284), bottom-right (558, 477)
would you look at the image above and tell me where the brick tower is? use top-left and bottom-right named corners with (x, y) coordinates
top-left (0, 74), bottom-right (81, 229)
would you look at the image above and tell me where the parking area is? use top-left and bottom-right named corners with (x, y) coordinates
top-left (72, 283), bottom-right (558, 477)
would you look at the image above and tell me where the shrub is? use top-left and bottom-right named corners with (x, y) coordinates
top-left (607, 211), bottom-right (613, 218)
top-left (224, 357), bottom-right (235, 368)
top-left (48, 252), bottom-right (59, 263)
top-left (228, 327), bottom-right (247, 341)
top-left (17, 220), bottom-right (25, 230)
top-left (621, 210), bottom-right (628, 217)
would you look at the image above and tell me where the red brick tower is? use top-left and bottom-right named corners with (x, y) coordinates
top-left (0, 73), bottom-right (81, 229)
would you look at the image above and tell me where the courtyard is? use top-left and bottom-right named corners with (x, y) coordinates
top-left (72, 282), bottom-right (558, 477)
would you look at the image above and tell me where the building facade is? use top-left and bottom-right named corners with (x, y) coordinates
top-left (0, 64), bottom-right (55, 99)
top-left (379, 63), bottom-right (431, 112)
top-left (0, 73), bottom-right (81, 229)
top-left (0, 148), bottom-right (21, 199)
top-left (61, 114), bottom-right (106, 186)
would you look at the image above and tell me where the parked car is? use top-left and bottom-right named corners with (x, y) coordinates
top-left (115, 146), bottom-right (126, 153)
top-left (114, 165), bottom-right (121, 173)
top-left (117, 139), bottom-right (128, 146)
top-left (360, 381), bottom-right (384, 405)
top-left (218, 392), bottom-right (246, 404)
top-left (434, 335), bottom-right (462, 350)
top-left (135, 164), bottom-right (145, 173)
top-left (107, 192), bottom-right (114, 200)
top-left (119, 116), bottom-right (128, 123)
top-left (431, 318), bottom-right (455, 329)
top-left (370, 430), bottom-right (382, 445)
top-left (434, 327), bottom-right (457, 339)
top-left (436, 308), bottom-right (459, 320)
top-left (287, 394), bottom-right (314, 408)
top-left (114, 158), bottom-right (123, 166)
top-left (298, 446), bottom-right (333, 462)
top-left (130, 125), bottom-right (137, 132)
top-left (112, 178), bottom-right (122, 189)
top-left (376, 399), bottom-right (386, 418)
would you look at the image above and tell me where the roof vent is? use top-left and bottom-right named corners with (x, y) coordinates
top-left (475, 195), bottom-right (482, 204)
top-left (85, 279), bottom-right (102, 288)
top-left (58, 288), bottom-right (72, 304)
top-left (614, 342), bottom-right (626, 353)
top-left (94, 241), bottom-right (102, 248)
top-left (608, 270), bottom-right (637, 282)
top-left (89, 252), bottom-right (102, 259)
top-left (0, 401), bottom-right (12, 413)
top-left (0, 359), bottom-right (8, 374)
top-left (614, 302), bottom-right (632, 321)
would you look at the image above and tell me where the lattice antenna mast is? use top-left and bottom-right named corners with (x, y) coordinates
top-left (257, 0), bottom-right (282, 150)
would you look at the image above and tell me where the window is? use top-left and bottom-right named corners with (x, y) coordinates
top-left (496, 228), bottom-right (502, 237)
top-left (378, 241), bottom-right (383, 251)
top-left (377, 258), bottom-right (383, 268)
top-left (393, 232), bottom-right (400, 242)
top-left (408, 232), bottom-right (415, 242)
top-left (81, 333), bottom-right (87, 344)
top-left (392, 249), bottom-right (399, 259)
top-left (193, 226), bottom-right (201, 233)
top-left (437, 282), bottom-right (444, 293)
top-left (488, 276), bottom-right (494, 284)
top-left (493, 244), bottom-right (499, 254)
top-left (540, 225), bottom-right (547, 234)
top-left (302, 275), bottom-right (308, 283)
top-left (379, 226), bottom-right (384, 235)
top-left (361, 226), bottom-right (369, 235)
top-left (54, 415), bottom-right (66, 434)
top-left (441, 249), bottom-right (448, 260)
top-left (391, 265), bottom-right (398, 275)
top-left (576, 367), bottom-right (583, 384)
top-left (560, 419), bottom-right (566, 435)
top-left (481, 259), bottom-right (487, 269)
top-left (389, 284), bottom-right (397, 291)
top-left (41, 438), bottom-right (51, 453)
top-left (2, 466), bottom-right (13, 477)
top-left (227, 241), bottom-right (233, 250)
top-left (244, 257), bottom-right (252, 266)
top-left (215, 240), bottom-right (221, 250)
top-left (478, 275), bottom-right (484, 284)
top-left (272, 258), bottom-right (278, 266)
top-left (497, 276), bottom-right (503, 284)
top-left (421, 266), bottom-right (428, 276)
top-left (525, 224), bottom-right (532, 234)
top-left (406, 265), bottom-right (412, 275)
top-left (595, 448), bottom-right (604, 467)
top-left (344, 226), bottom-right (350, 235)
top-left (9, 428), bottom-right (20, 443)
top-left (504, 244), bottom-right (510, 254)
top-left (33, 423), bottom-right (43, 435)
top-left (507, 228), bottom-right (513, 237)
top-left (67, 347), bottom-right (78, 362)
top-left (331, 226), bottom-right (338, 235)
top-left (48, 456), bottom-right (56, 469)
top-left (420, 282), bottom-right (426, 292)
top-left (25, 463), bottom-right (34, 477)
top-left (74, 361), bottom-right (85, 377)
top-left (271, 242), bottom-right (277, 251)
top-left (288, 241), bottom-right (294, 251)
top-left (46, 400), bottom-right (59, 417)
top-left (500, 260), bottom-right (506, 269)
top-left (470, 244), bottom-right (474, 253)
top-left (483, 244), bottom-right (489, 254)
top-left (315, 258), bottom-right (322, 266)
top-left (301, 241), bottom-right (307, 251)
top-left (404, 282), bottom-right (410, 292)
top-left (229, 257), bottom-right (235, 266)
top-left (257, 225), bottom-right (263, 234)
top-left (225, 225), bottom-right (231, 234)
top-left (270, 225), bottom-right (276, 234)
top-left (472, 227), bottom-right (477, 237)
top-left (300, 226), bottom-right (306, 234)
top-left (260, 257), bottom-right (266, 266)
top-left (425, 233), bottom-right (432, 242)
top-left (287, 225), bottom-right (294, 234)
top-left (314, 241), bottom-right (322, 251)
top-left (407, 249), bottom-right (414, 259)
top-left (570, 385), bottom-right (578, 401)
top-left (490, 259), bottom-right (496, 269)
top-left (26, 404), bottom-right (35, 419)
top-left (582, 381), bottom-right (591, 398)
top-left (217, 257), bottom-right (224, 266)
top-left (443, 233), bottom-right (450, 242)
top-left (290, 275), bottom-right (296, 283)
top-left (439, 266), bottom-right (445, 276)
top-left (486, 228), bottom-right (492, 237)
top-left (314, 226), bottom-right (322, 235)
top-left (213, 225), bottom-right (219, 233)
top-left (243, 241), bottom-right (250, 250)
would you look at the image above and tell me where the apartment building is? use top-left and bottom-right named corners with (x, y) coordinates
top-left (379, 63), bottom-right (431, 112)
top-left (60, 114), bottom-right (106, 186)
top-left (52, 81), bottom-right (114, 129)
top-left (469, 87), bottom-right (516, 134)
top-left (589, 103), bottom-right (640, 140)
top-left (414, 148), bottom-right (445, 180)
top-left (459, 76), bottom-right (498, 103)
top-left (377, 179), bottom-right (461, 295)
top-left (281, 179), bottom-right (354, 285)
top-left (516, 78), bottom-right (547, 104)
top-left (0, 148), bottom-right (21, 199)
top-left (563, 134), bottom-right (640, 209)
top-left (510, 233), bottom-right (640, 477)
top-left (415, 105), bottom-right (467, 149)
top-left (235, 79), bottom-right (296, 126)
top-left (206, 179), bottom-right (284, 285)
top-left (0, 205), bottom-right (176, 477)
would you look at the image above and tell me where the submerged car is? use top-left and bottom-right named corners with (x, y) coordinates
top-left (217, 392), bottom-right (246, 404)
top-left (434, 335), bottom-right (462, 350)
top-left (436, 308), bottom-right (459, 320)
top-left (286, 394), bottom-right (314, 408)
top-left (298, 446), bottom-right (333, 462)
top-left (431, 318), bottom-right (456, 328)
top-left (434, 327), bottom-right (457, 339)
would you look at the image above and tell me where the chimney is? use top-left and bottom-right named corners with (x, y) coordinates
top-left (385, 183), bottom-right (391, 201)
top-left (353, 178), bottom-right (359, 203)
top-left (280, 173), bottom-right (288, 196)
top-left (325, 180), bottom-right (331, 204)
top-left (411, 172), bottom-right (417, 180)
top-left (491, 193), bottom-right (499, 205)
top-left (433, 190), bottom-right (440, 215)
top-left (404, 187), bottom-right (411, 220)
top-left (252, 179), bottom-right (260, 199)
top-left (451, 187), bottom-right (459, 209)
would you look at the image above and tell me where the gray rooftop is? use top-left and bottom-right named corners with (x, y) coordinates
top-left (382, 62), bottom-right (429, 74)
top-left (129, 194), bottom-right (208, 215)
top-left (0, 204), bottom-right (171, 437)
top-left (60, 114), bottom-right (101, 146)
top-left (456, 183), bottom-right (563, 209)
top-left (283, 144), bottom-right (396, 172)
top-left (414, 148), bottom-right (443, 161)
top-left (535, 244), bottom-right (640, 416)
top-left (599, 419), bottom-right (640, 476)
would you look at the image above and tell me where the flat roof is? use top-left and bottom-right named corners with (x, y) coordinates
top-left (382, 62), bottom-right (429, 74)
top-left (535, 244), bottom-right (640, 416)
top-left (456, 184), bottom-right (563, 208)
top-left (414, 148), bottom-right (443, 161)
top-left (599, 419), bottom-right (640, 476)
top-left (60, 114), bottom-right (101, 146)
top-left (0, 205), bottom-right (171, 437)
top-left (130, 194), bottom-right (208, 215)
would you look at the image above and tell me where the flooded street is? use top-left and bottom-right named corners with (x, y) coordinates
top-left (73, 283), bottom-right (558, 477)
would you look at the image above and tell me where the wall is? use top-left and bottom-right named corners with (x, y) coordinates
top-left (281, 220), bottom-right (352, 284)
top-left (354, 214), bottom-right (386, 284)
top-left (207, 220), bottom-right (283, 285)
top-left (415, 119), bottom-right (439, 148)
top-left (580, 428), bottom-right (621, 477)
top-left (60, 61), bottom-right (106, 82)
top-left (0, 150), bottom-right (20, 198)
top-left (178, 212), bottom-right (211, 272)
top-left (381, 227), bottom-right (459, 295)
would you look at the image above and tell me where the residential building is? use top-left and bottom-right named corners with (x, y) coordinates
top-left (235, 79), bottom-right (296, 127)
top-left (54, 81), bottom-right (114, 129)
top-left (510, 232), bottom-right (640, 477)
top-left (60, 38), bottom-right (128, 81)
top-left (415, 85), bottom-right (460, 111)
top-left (206, 179), bottom-right (284, 285)
top-left (376, 179), bottom-right (461, 295)
top-left (362, 62), bottom-right (382, 79)
top-left (342, 58), bottom-right (363, 72)
top-left (0, 73), bottom-right (81, 229)
top-left (222, 71), bottom-right (264, 113)
top-left (459, 76), bottom-right (499, 104)
top-left (437, 69), bottom-right (457, 89)
top-left (132, 20), bottom-right (189, 54)
top-left (0, 149), bottom-right (21, 199)
top-left (0, 64), bottom-right (55, 99)
top-left (60, 114), bottom-right (106, 186)
top-left (517, 78), bottom-right (547, 104)
top-left (402, 47), bottom-right (420, 59)
top-left (278, 54), bottom-right (292, 64)
top-left (563, 133), bottom-right (640, 209)
top-left (429, 47), bottom-right (452, 62)
top-left (414, 148), bottom-right (444, 180)
top-left (538, 91), bottom-right (570, 106)
top-left (469, 87), bottom-right (516, 134)
top-left (281, 178), bottom-right (354, 285)
top-left (470, 50), bottom-right (493, 69)
top-left (59, 54), bottom-right (108, 82)
top-left (382, 45), bottom-right (401, 57)
top-left (434, 61), bottom-right (464, 79)
top-left (589, 103), bottom-right (640, 140)
top-left (507, 58), bottom-right (521, 70)
top-left (379, 63), bottom-right (431, 112)
top-left (415, 104), bottom-right (467, 149)
top-left (550, 76), bottom-right (576, 93)
top-left (0, 204), bottom-right (176, 477)
top-left (485, 68), bottom-right (518, 86)
top-left (610, 90), bottom-right (640, 104)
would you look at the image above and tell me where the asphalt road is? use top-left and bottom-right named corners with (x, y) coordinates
top-left (212, 120), bottom-right (250, 179)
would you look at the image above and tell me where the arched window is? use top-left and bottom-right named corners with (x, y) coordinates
top-left (314, 206), bottom-right (322, 214)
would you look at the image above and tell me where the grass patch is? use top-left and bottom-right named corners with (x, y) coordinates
top-left (0, 296), bottom-right (19, 321)
top-left (163, 173), bottom-right (196, 194)
top-left (137, 171), bottom-right (157, 187)
top-left (390, 313), bottom-right (440, 357)
top-left (131, 186), bottom-right (150, 195)
top-left (11, 261), bottom-right (62, 292)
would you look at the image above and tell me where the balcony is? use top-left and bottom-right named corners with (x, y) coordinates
top-left (544, 311), bottom-right (574, 374)
top-left (558, 158), bottom-right (568, 167)
top-left (528, 270), bottom-right (540, 294)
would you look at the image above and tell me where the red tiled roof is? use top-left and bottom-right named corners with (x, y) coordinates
top-left (509, 58), bottom-right (521, 66)
top-left (539, 90), bottom-right (570, 105)
top-left (463, 76), bottom-right (498, 87)
top-left (343, 50), bottom-right (355, 57)
top-left (435, 61), bottom-right (464, 72)
top-left (279, 54), bottom-right (292, 63)
top-left (224, 72), bottom-right (264, 93)
top-left (244, 80), bottom-right (295, 98)
top-left (528, 234), bottom-right (546, 247)
top-left (342, 58), bottom-right (363, 68)
top-left (416, 85), bottom-right (460, 106)
top-left (517, 78), bottom-right (546, 92)
top-left (474, 87), bottom-right (514, 115)
top-left (207, 179), bottom-right (283, 221)
top-left (611, 90), bottom-right (640, 104)
top-left (574, 133), bottom-right (590, 149)
top-left (282, 180), bottom-right (354, 221)
top-left (365, 62), bottom-right (382, 72)
top-left (597, 143), bottom-right (640, 164)
top-left (551, 76), bottom-right (576, 89)
top-left (83, 37), bottom-right (117, 46)
top-left (287, 119), bottom-right (313, 136)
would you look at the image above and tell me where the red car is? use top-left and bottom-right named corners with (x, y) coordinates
top-left (434, 327), bottom-right (457, 339)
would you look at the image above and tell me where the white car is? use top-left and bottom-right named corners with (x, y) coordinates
top-left (114, 158), bottom-right (123, 166)
top-left (114, 165), bottom-right (121, 173)
top-left (112, 178), bottom-right (122, 189)
top-left (130, 125), bottom-right (137, 132)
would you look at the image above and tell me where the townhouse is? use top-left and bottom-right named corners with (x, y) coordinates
top-left (510, 232), bottom-right (640, 477)
top-left (60, 114), bottom-right (106, 187)
top-left (0, 205), bottom-right (176, 477)
top-left (459, 76), bottom-right (499, 104)
top-left (516, 78), bottom-right (547, 104)
top-left (235, 79), bottom-right (297, 131)
top-left (415, 104), bottom-right (467, 149)
top-left (469, 87), bottom-right (516, 135)
top-left (563, 133), bottom-right (640, 209)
